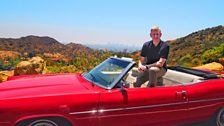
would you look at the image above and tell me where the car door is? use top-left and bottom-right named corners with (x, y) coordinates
top-left (185, 80), bottom-right (224, 123)
top-left (98, 85), bottom-right (188, 126)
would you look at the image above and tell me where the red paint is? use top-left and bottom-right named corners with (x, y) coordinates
top-left (0, 73), bottom-right (224, 126)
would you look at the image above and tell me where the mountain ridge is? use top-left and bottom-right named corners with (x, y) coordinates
top-left (0, 35), bottom-right (95, 59)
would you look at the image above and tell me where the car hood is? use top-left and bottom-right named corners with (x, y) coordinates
top-left (0, 74), bottom-right (93, 99)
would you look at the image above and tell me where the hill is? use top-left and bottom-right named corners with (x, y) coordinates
top-left (1, 25), bottom-right (224, 71)
top-left (0, 35), bottom-right (97, 59)
top-left (0, 36), bottom-right (115, 71)
top-left (0, 35), bottom-right (65, 53)
top-left (167, 25), bottom-right (224, 67)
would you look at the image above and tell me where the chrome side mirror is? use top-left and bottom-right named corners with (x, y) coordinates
top-left (117, 80), bottom-right (129, 91)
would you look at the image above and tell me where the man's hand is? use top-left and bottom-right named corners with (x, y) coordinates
top-left (138, 65), bottom-right (147, 72)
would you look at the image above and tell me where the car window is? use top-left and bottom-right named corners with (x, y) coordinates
top-left (83, 58), bottom-right (131, 89)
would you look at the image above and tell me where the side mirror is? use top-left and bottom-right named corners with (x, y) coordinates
top-left (117, 80), bottom-right (129, 91)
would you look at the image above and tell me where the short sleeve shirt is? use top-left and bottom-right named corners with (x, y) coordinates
top-left (140, 40), bottom-right (170, 69)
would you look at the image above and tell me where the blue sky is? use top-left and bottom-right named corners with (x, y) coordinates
top-left (0, 0), bottom-right (223, 46)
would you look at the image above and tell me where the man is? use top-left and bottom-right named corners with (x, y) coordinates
top-left (134, 26), bottom-right (170, 87)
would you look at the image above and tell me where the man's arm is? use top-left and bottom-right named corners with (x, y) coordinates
top-left (155, 58), bottom-right (166, 67)
top-left (140, 58), bottom-right (166, 71)
top-left (146, 58), bottom-right (166, 68)
top-left (139, 56), bottom-right (145, 66)
top-left (138, 56), bottom-right (146, 72)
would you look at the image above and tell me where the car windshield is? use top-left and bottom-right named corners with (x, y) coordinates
top-left (83, 58), bottom-right (131, 89)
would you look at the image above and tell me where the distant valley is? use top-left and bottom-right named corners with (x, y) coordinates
top-left (85, 43), bottom-right (141, 52)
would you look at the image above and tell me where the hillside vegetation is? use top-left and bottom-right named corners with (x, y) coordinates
top-left (0, 36), bottom-right (133, 73)
top-left (167, 25), bottom-right (224, 67)
top-left (0, 25), bottom-right (224, 73)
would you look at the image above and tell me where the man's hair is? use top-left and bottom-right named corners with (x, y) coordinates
top-left (150, 26), bottom-right (161, 32)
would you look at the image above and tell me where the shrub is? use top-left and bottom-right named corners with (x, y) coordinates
top-left (177, 54), bottom-right (192, 66)
top-left (202, 43), bottom-right (224, 63)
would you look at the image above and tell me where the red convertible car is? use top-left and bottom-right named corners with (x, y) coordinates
top-left (0, 57), bottom-right (224, 126)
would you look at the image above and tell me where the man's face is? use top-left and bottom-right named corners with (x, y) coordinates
top-left (150, 30), bottom-right (162, 42)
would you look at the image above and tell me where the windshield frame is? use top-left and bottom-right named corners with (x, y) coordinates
top-left (82, 57), bottom-right (136, 89)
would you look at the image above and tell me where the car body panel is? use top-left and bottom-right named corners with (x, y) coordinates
top-left (0, 57), bottom-right (224, 126)
top-left (98, 86), bottom-right (188, 126)
top-left (185, 80), bottom-right (224, 123)
top-left (0, 74), bottom-right (100, 126)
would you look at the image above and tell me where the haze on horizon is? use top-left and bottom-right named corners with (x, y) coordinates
top-left (0, 0), bottom-right (223, 47)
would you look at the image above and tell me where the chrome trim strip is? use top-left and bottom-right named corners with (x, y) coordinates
top-left (188, 97), bottom-right (224, 104)
top-left (69, 97), bottom-right (224, 115)
top-left (69, 101), bottom-right (188, 115)
top-left (100, 101), bottom-right (188, 113)
top-left (69, 110), bottom-right (97, 115)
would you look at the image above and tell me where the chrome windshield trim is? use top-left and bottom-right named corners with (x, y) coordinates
top-left (69, 97), bottom-right (224, 115)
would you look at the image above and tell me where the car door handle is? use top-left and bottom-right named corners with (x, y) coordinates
top-left (176, 90), bottom-right (187, 96)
